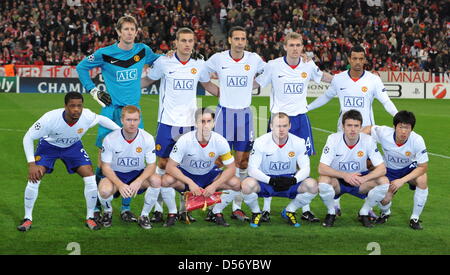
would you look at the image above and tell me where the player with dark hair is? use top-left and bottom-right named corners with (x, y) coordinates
top-left (317, 110), bottom-right (390, 227)
top-left (18, 92), bottom-right (120, 231)
top-left (204, 26), bottom-right (266, 222)
top-left (161, 108), bottom-right (241, 227)
top-left (363, 110), bottom-right (429, 229)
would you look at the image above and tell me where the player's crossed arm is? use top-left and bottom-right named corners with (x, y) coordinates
top-left (101, 163), bottom-right (134, 198)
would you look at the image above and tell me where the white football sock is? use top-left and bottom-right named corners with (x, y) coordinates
top-left (411, 187), bottom-right (428, 220)
top-left (302, 204), bottom-right (311, 213)
top-left (161, 187), bottom-right (177, 214)
top-left (24, 180), bottom-right (41, 221)
top-left (238, 168), bottom-right (248, 180)
top-left (286, 192), bottom-right (317, 213)
top-left (319, 183), bottom-right (336, 215)
top-left (378, 201), bottom-right (392, 215)
top-left (83, 176), bottom-right (98, 219)
top-left (242, 193), bottom-right (261, 213)
top-left (156, 167), bottom-right (166, 176)
top-left (154, 193), bottom-right (164, 212)
top-left (232, 193), bottom-right (243, 211)
top-left (334, 197), bottom-right (341, 209)
top-left (141, 187), bottom-right (161, 217)
top-left (360, 184), bottom-right (389, 216)
top-left (263, 197), bottom-right (272, 212)
top-left (213, 190), bottom-right (239, 214)
top-left (98, 192), bottom-right (113, 213)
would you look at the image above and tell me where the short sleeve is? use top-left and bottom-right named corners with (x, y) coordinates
top-left (319, 135), bottom-right (336, 166)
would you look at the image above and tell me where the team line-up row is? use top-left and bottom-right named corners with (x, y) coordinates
top-left (17, 16), bottom-right (428, 231)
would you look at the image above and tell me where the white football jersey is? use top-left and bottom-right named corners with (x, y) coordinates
top-left (25, 108), bottom-right (99, 148)
top-left (148, 55), bottom-right (210, 127)
top-left (325, 70), bottom-right (392, 129)
top-left (249, 132), bottom-right (309, 176)
top-left (101, 129), bottom-right (156, 173)
top-left (256, 57), bottom-right (323, 115)
top-left (320, 132), bottom-right (384, 173)
top-left (371, 125), bottom-right (428, 170)
top-left (170, 130), bottom-right (234, 175)
top-left (205, 50), bottom-right (266, 109)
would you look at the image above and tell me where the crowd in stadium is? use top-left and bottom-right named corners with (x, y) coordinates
top-left (0, 0), bottom-right (448, 73)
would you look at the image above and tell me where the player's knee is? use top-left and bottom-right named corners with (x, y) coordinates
top-left (161, 174), bottom-right (175, 187)
top-left (378, 176), bottom-right (390, 186)
top-left (416, 173), bottom-right (428, 189)
top-left (302, 178), bottom-right (318, 194)
top-left (241, 178), bottom-right (256, 194)
top-left (318, 175), bottom-right (331, 184)
top-left (149, 174), bottom-right (162, 188)
top-left (98, 180), bottom-right (114, 198)
top-left (228, 176), bottom-right (241, 191)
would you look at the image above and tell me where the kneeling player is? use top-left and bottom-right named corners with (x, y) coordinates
top-left (363, 110), bottom-right (429, 230)
top-left (97, 106), bottom-right (161, 229)
top-left (162, 108), bottom-right (241, 227)
top-left (318, 110), bottom-right (390, 227)
top-left (18, 92), bottom-right (120, 231)
top-left (241, 112), bottom-right (318, 227)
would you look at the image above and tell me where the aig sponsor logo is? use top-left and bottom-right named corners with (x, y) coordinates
top-left (338, 161), bottom-right (360, 171)
top-left (343, 96), bottom-right (364, 108)
top-left (56, 137), bottom-right (79, 145)
top-left (387, 154), bottom-right (410, 164)
top-left (269, 161), bottom-right (291, 171)
top-left (190, 160), bottom-right (212, 169)
top-left (227, 76), bottom-right (248, 87)
top-left (173, 79), bottom-right (194, 90)
top-left (116, 69), bottom-right (138, 82)
top-left (117, 157), bottom-right (140, 167)
top-left (284, 83), bottom-right (304, 94)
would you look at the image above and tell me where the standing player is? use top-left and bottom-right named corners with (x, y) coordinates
top-left (161, 108), bottom-right (241, 227)
top-left (254, 32), bottom-right (334, 223)
top-left (97, 106), bottom-right (161, 229)
top-left (318, 110), bottom-right (390, 227)
top-left (205, 26), bottom-right (266, 222)
top-left (363, 110), bottom-right (429, 230)
top-left (76, 15), bottom-right (161, 222)
top-left (141, 27), bottom-right (219, 223)
top-left (307, 45), bottom-right (398, 216)
top-left (17, 92), bottom-right (120, 232)
top-left (241, 113), bottom-right (318, 228)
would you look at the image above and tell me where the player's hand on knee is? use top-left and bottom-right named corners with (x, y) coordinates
top-left (28, 163), bottom-right (44, 183)
top-left (118, 184), bottom-right (133, 198)
top-left (390, 180), bottom-right (404, 193)
top-left (90, 87), bottom-right (112, 107)
top-left (129, 181), bottom-right (142, 197)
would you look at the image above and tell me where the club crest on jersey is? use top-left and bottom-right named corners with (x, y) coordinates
top-left (209, 152), bottom-right (215, 158)
top-left (361, 86), bottom-right (368, 93)
top-left (357, 151), bottom-right (364, 157)
top-left (288, 151), bottom-right (295, 158)
top-left (35, 155), bottom-right (41, 161)
top-left (227, 76), bottom-right (248, 87)
top-left (405, 151), bottom-right (411, 157)
top-left (136, 147), bottom-right (142, 153)
top-left (244, 64), bottom-right (251, 71)
top-left (191, 68), bottom-right (197, 74)
top-left (156, 144), bottom-right (162, 151)
top-left (77, 128), bottom-right (84, 134)
top-left (134, 55), bottom-right (141, 62)
top-left (301, 72), bottom-right (308, 78)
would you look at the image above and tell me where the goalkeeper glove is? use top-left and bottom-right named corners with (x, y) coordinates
top-left (269, 176), bottom-right (297, 192)
top-left (90, 87), bottom-right (112, 107)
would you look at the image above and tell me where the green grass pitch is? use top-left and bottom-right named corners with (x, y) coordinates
top-left (0, 93), bottom-right (449, 255)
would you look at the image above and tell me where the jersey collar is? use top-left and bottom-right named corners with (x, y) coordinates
top-left (121, 129), bottom-right (139, 144)
top-left (347, 70), bottom-right (365, 82)
top-left (343, 133), bottom-right (360, 149)
top-left (62, 111), bottom-right (79, 127)
top-left (393, 132), bottom-right (408, 147)
top-left (283, 56), bottom-right (301, 69)
top-left (175, 52), bottom-right (190, 65)
top-left (229, 50), bottom-right (244, 62)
